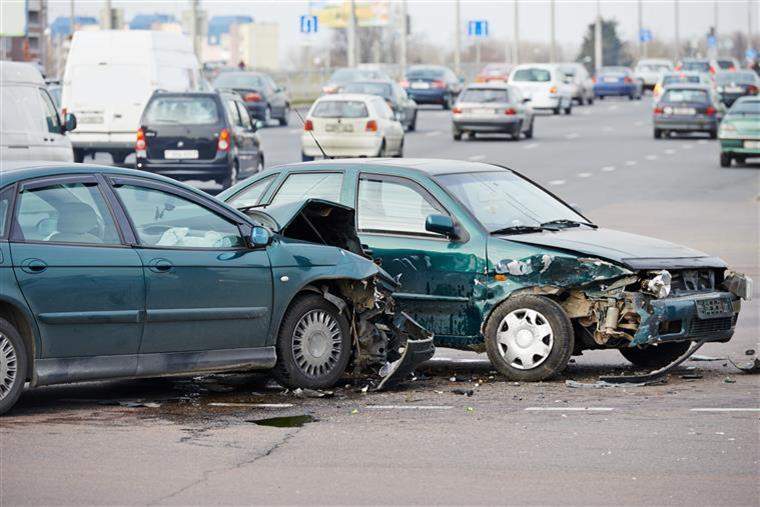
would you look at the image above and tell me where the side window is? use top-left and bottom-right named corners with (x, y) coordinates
top-left (270, 172), bottom-right (343, 206)
top-left (15, 182), bottom-right (120, 244)
top-left (236, 102), bottom-right (253, 129)
top-left (0, 188), bottom-right (12, 238)
top-left (357, 176), bottom-right (445, 236)
top-left (39, 88), bottom-right (62, 134)
top-left (228, 175), bottom-right (275, 208)
top-left (225, 99), bottom-right (242, 127)
top-left (114, 184), bottom-right (244, 249)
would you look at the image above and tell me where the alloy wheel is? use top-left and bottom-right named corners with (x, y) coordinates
top-left (0, 333), bottom-right (18, 401)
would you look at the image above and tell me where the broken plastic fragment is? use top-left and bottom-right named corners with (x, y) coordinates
top-left (644, 270), bottom-right (672, 299)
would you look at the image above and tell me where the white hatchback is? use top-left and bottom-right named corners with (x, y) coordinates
top-left (508, 64), bottom-right (574, 115)
top-left (301, 94), bottom-right (405, 160)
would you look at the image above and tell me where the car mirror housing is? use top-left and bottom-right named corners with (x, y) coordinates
top-left (64, 112), bottom-right (77, 132)
top-left (425, 214), bottom-right (457, 238)
top-left (250, 226), bottom-right (272, 247)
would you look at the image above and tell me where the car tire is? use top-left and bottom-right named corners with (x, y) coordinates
top-left (452, 130), bottom-right (462, 141)
top-left (553, 104), bottom-right (561, 115)
top-left (587, 97), bottom-right (594, 105)
top-left (279, 105), bottom-right (289, 126)
top-left (222, 160), bottom-right (239, 189)
top-left (376, 139), bottom-right (388, 157)
top-left (0, 318), bottom-right (28, 416)
top-left (720, 152), bottom-right (732, 167)
top-left (709, 128), bottom-right (718, 139)
top-left (654, 128), bottom-right (662, 139)
top-left (112, 152), bottom-right (127, 165)
top-left (264, 106), bottom-right (272, 126)
top-left (736, 155), bottom-right (746, 165)
top-left (619, 341), bottom-right (691, 369)
top-left (564, 103), bottom-right (572, 115)
top-left (255, 155), bottom-right (264, 173)
top-left (511, 122), bottom-right (522, 141)
top-left (598, 95), bottom-right (605, 100)
top-left (524, 119), bottom-right (534, 139)
top-left (73, 148), bottom-right (85, 163)
top-left (484, 295), bottom-right (574, 382)
top-left (271, 293), bottom-right (352, 390)
top-left (409, 111), bottom-right (417, 132)
top-left (442, 95), bottom-right (451, 110)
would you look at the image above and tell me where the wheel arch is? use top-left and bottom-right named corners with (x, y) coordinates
top-left (0, 297), bottom-right (38, 383)
top-left (480, 286), bottom-right (565, 337)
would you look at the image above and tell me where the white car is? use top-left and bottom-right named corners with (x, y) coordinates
top-left (508, 64), bottom-right (574, 115)
top-left (634, 59), bottom-right (674, 90)
top-left (559, 62), bottom-right (594, 105)
top-left (301, 94), bottom-right (404, 160)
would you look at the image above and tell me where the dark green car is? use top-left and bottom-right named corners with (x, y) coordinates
top-left (718, 97), bottom-right (760, 167)
top-left (221, 159), bottom-right (752, 382)
top-left (0, 162), bottom-right (432, 414)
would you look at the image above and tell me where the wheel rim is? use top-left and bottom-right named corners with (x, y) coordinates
top-left (256, 158), bottom-right (263, 172)
top-left (496, 309), bottom-right (554, 370)
top-left (292, 310), bottom-right (342, 378)
top-left (0, 334), bottom-right (18, 401)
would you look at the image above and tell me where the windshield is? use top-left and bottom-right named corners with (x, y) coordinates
top-left (638, 64), bottom-right (670, 72)
top-left (343, 82), bottom-right (393, 98)
top-left (144, 96), bottom-right (220, 125)
top-left (729, 99), bottom-right (760, 115)
top-left (512, 68), bottom-right (551, 82)
top-left (481, 64), bottom-right (508, 75)
top-left (311, 100), bottom-right (368, 118)
top-left (716, 60), bottom-right (736, 69)
top-left (716, 72), bottom-right (756, 85)
top-left (437, 171), bottom-right (587, 232)
top-left (330, 69), bottom-right (384, 83)
top-left (661, 89), bottom-right (709, 103)
top-left (459, 88), bottom-right (510, 103)
top-left (663, 74), bottom-right (700, 85)
top-left (213, 73), bottom-right (265, 89)
top-left (682, 61), bottom-right (710, 72)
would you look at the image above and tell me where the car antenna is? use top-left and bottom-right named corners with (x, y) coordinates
top-left (293, 107), bottom-right (330, 159)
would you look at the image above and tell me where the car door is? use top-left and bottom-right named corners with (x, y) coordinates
top-left (38, 86), bottom-right (73, 162)
top-left (234, 100), bottom-right (262, 175)
top-left (354, 173), bottom-right (486, 341)
top-left (224, 97), bottom-right (258, 175)
top-left (109, 176), bottom-right (272, 354)
top-left (9, 175), bottom-right (145, 360)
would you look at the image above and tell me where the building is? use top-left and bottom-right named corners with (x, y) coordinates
top-left (1, 0), bottom-right (46, 66)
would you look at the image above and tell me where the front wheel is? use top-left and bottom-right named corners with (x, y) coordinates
top-left (709, 128), bottom-right (718, 139)
top-left (619, 341), bottom-right (691, 369)
top-left (524, 118), bottom-right (534, 139)
top-left (564, 102), bottom-right (572, 115)
top-left (408, 111), bottom-right (417, 132)
top-left (0, 318), bottom-right (28, 416)
top-left (485, 295), bottom-right (574, 382)
top-left (73, 148), bottom-right (85, 163)
top-left (654, 128), bottom-right (662, 139)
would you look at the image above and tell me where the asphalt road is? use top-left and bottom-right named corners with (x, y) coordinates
top-left (2, 96), bottom-right (758, 506)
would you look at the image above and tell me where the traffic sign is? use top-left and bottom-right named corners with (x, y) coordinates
top-left (639, 29), bottom-right (652, 43)
top-left (707, 35), bottom-right (717, 48)
top-left (746, 48), bottom-right (758, 60)
top-left (467, 20), bottom-right (488, 37)
top-left (300, 15), bottom-right (318, 34)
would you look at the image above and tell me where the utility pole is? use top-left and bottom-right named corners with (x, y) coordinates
top-left (637, 0), bottom-right (644, 58)
top-left (748, 0), bottom-right (753, 49)
top-left (399, 0), bottom-right (407, 76)
top-left (347, 0), bottom-right (357, 67)
top-left (674, 0), bottom-right (680, 61)
top-left (105, 0), bottom-right (112, 29)
top-left (713, 0), bottom-right (718, 44)
top-left (191, 0), bottom-right (201, 63)
top-left (594, 0), bottom-right (602, 72)
top-left (549, 0), bottom-right (556, 62)
top-left (454, 0), bottom-right (461, 75)
top-left (512, 0), bottom-right (519, 64)
top-left (69, 0), bottom-right (75, 36)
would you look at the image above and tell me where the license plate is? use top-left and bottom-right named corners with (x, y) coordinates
top-left (164, 149), bottom-right (198, 159)
top-left (744, 140), bottom-right (760, 149)
top-left (325, 124), bottom-right (353, 133)
top-left (78, 115), bottom-right (104, 124)
top-left (673, 107), bottom-right (696, 115)
top-left (725, 86), bottom-right (743, 93)
top-left (604, 76), bottom-right (619, 83)
top-left (411, 82), bottom-right (430, 89)
top-left (694, 297), bottom-right (733, 319)
top-left (472, 108), bottom-right (496, 115)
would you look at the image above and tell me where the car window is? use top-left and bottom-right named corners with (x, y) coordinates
top-left (16, 182), bottom-right (120, 244)
top-left (663, 75), bottom-right (700, 85)
top-left (0, 84), bottom-right (45, 133)
top-left (213, 73), bottom-right (265, 89)
top-left (0, 187), bottom-right (12, 238)
top-left (343, 82), bottom-right (393, 99)
top-left (228, 175), bottom-right (276, 208)
top-left (716, 72), bottom-right (756, 85)
top-left (39, 88), bottom-right (62, 134)
top-left (144, 96), bottom-right (220, 125)
top-left (115, 184), bottom-right (244, 249)
top-left (311, 100), bottom-right (369, 118)
top-left (236, 101), bottom-right (253, 129)
top-left (357, 176), bottom-right (445, 236)
top-left (460, 88), bottom-right (510, 103)
top-left (512, 68), bottom-right (551, 82)
top-left (270, 173), bottom-right (343, 206)
top-left (662, 89), bottom-right (709, 103)
top-left (225, 98), bottom-right (242, 127)
top-left (728, 99), bottom-right (760, 114)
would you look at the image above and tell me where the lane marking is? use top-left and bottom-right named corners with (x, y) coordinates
top-left (624, 160), bottom-right (637, 166)
top-left (288, 129), bottom-right (301, 134)
top-left (697, 139), bottom-right (708, 145)
top-left (209, 402), bottom-right (294, 408)
top-left (576, 172), bottom-right (592, 178)
top-left (580, 109), bottom-right (592, 116)
top-left (523, 143), bottom-right (540, 150)
top-left (633, 120), bottom-right (644, 127)
top-left (607, 105), bottom-right (619, 111)
top-left (664, 148), bottom-right (677, 155)
top-left (366, 405), bottom-right (453, 410)
top-left (547, 179), bottom-right (566, 186)
top-left (565, 133), bottom-right (580, 139)
top-left (645, 154), bottom-right (658, 161)
top-left (682, 143), bottom-right (693, 149)
top-left (602, 126), bottom-right (614, 132)
top-left (601, 165), bottom-right (616, 172)
top-left (425, 130), bottom-right (441, 137)
top-left (690, 408), bottom-right (760, 412)
top-left (468, 154), bottom-right (487, 161)
top-left (525, 407), bottom-right (614, 412)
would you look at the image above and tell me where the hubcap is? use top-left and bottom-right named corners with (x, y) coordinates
top-left (0, 334), bottom-right (18, 400)
top-left (496, 309), bottom-right (554, 370)
top-left (293, 310), bottom-right (342, 378)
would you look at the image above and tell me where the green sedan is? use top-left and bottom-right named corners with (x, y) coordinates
top-left (719, 96), bottom-right (760, 167)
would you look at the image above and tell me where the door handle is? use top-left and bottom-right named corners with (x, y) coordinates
top-left (361, 244), bottom-right (374, 256)
top-left (147, 258), bottom-right (173, 273)
top-left (20, 258), bottom-right (48, 274)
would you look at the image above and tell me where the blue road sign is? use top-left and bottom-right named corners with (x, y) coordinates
top-left (639, 29), bottom-right (652, 43)
top-left (707, 34), bottom-right (717, 48)
top-left (746, 48), bottom-right (758, 60)
top-left (467, 20), bottom-right (488, 37)
top-left (300, 15), bottom-right (317, 34)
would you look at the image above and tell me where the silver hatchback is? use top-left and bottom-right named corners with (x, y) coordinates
top-left (452, 83), bottom-right (534, 141)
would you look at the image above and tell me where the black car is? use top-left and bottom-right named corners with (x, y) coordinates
top-left (401, 65), bottom-right (463, 109)
top-left (715, 71), bottom-right (759, 107)
top-left (136, 91), bottom-right (264, 188)
top-left (212, 71), bottom-right (290, 126)
top-left (342, 79), bottom-right (419, 131)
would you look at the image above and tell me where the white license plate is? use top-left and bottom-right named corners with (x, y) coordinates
top-left (164, 149), bottom-right (199, 159)
top-left (673, 107), bottom-right (696, 115)
top-left (78, 115), bottom-right (104, 124)
top-left (472, 108), bottom-right (496, 115)
top-left (744, 140), bottom-right (760, 149)
top-left (411, 82), bottom-right (430, 89)
top-left (604, 76), bottom-right (619, 83)
top-left (725, 86), bottom-right (743, 93)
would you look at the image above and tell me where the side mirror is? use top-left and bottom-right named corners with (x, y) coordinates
top-left (252, 120), bottom-right (264, 131)
top-left (250, 226), bottom-right (272, 247)
top-left (425, 214), bottom-right (457, 238)
top-left (63, 113), bottom-right (77, 132)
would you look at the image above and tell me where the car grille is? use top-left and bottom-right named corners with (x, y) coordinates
top-left (688, 315), bottom-right (736, 335)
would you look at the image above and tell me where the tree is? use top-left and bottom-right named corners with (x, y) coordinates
top-left (577, 18), bottom-right (633, 72)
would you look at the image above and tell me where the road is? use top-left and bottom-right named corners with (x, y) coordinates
top-left (2, 96), bottom-right (758, 505)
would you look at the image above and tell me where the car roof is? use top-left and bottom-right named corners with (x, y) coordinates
top-left (513, 63), bottom-right (557, 70)
top-left (661, 83), bottom-right (712, 90)
top-left (260, 158), bottom-right (509, 178)
top-left (463, 82), bottom-right (512, 90)
top-left (315, 93), bottom-right (382, 102)
top-left (0, 61), bottom-right (45, 85)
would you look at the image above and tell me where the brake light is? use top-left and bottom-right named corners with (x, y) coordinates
top-left (244, 92), bottom-right (262, 102)
top-left (399, 79), bottom-right (409, 88)
top-left (624, 76), bottom-right (633, 84)
top-left (303, 119), bottom-right (313, 131)
top-left (432, 80), bottom-right (446, 89)
top-left (709, 65), bottom-right (716, 74)
top-left (705, 105), bottom-right (717, 116)
top-left (452, 106), bottom-right (462, 114)
top-left (549, 85), bottom-right (558, 94)
top-left (365, 120), bottom-right (378, 132)
top-left (675, 63), bottom-right (682, 70)
top-left (592, 76), bottom-right (596, 83)
top-left (217, 128), bottom-right (230, 151)
top-left (504, 107), bottom-right (517, 115)
top-left (748, 85), bottom-right (758, 95)
top-left (654, 106), bottom-right (664, 115)
top-left (135, 128), bottom-right (146, 152)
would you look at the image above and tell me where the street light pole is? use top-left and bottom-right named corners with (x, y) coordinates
top-left (594, 0), bottom-right (602, 72)
top-left (549, 0), bottom-right (556, 62)
top-left (105, 0), bottom-right (112, 29)
top-left (674, 0), bottom-right (680, 61)
top-left (191, 0), bottom-right (201, 63)
top-left (399, 0), bottom-right (407, 76)
top-left (347, 0), bottom-right (357, 67)
top-left (69, 0), bottom-right (75, 36)
top-left (637, 0), bottom-right (644, 58)
top-left (512, 0), bottom-right (519, 64)
top-left (454, 0), bottom-right (461, 75)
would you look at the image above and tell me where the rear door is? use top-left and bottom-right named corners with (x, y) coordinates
top-left (229, 99), bottom-right (260, 175)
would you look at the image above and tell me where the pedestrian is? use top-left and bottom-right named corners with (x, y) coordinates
top-left (238, 60), bottom-right (246, 70)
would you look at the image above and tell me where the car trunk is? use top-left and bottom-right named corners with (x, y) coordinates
top-left (145, 123), bottom-right (221, 161)
top-left (311, 116), bottom-right (370, 137)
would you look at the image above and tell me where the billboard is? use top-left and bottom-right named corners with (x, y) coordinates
top-left (315, 0), bottom-right (390, 29)
top-left (0, 1), bottom-right (27, 37)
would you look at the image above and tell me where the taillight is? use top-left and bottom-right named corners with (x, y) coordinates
top-left (504, 107), bottom-right (517, 115)
top-left (303, 119), bottom-right (313, 131)
top-left (549, 85), bottom-right (558, 94)
top-left (592, 76), bottom-right (596, 83)
top-left (399, 79), bottom-right (409, 88)
top-left (709, 66), bottom-right (716, 74)
top-left (217, 128), bottom-right (230, 151)
top-left (748, 85), bottom-right (758, 95)
top-left (452, 106), bottom-right (462, 114)
top-left (654, 106), bottom-right (664, 115)
top-left (705, 105), bottom-right (717, 116)
top-left (675, 63), bottom-right (682, 70)
top-left (244, 92), bottom-right (262, 102)
top-left (365, 120), bottom-right (378, 132)
top-left (432, 80), bottom-right (446, 89)
top-left (624, 76), bottom-right (633, 84)
top-left (135, 128), bottom-right (146, 152)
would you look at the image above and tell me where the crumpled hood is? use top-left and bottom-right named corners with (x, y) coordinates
top-left (502, 227), bottom-right (727, 270)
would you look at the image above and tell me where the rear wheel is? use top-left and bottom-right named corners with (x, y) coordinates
top-left (629, 93), bottom-right (635, 100)
top-left (709, 128), bottom-right (718, 139)
top-left (598, 95), bottom-right (605, 100)
top-left (408, 111), bottom-right (417, 131)
top-left (511, 122), bottom-right (523, 141)
top-left (452, 129), bottom-right (462, 141)
top-left (111, 152), bottom-right (128, 165)
top-left (553, 104), bottom-right (561, 115)
top-left (736, 155), bottom-right (747, 165)
top-left (587, 97), bottom-right (594, 105)
top-left (279, 105), bottom-right (289, 126)
top-left (73, 148), bottom-right (85, 163)
top-left (264, 106), bottom-right (272, 125)
top-left (222, 160), bottom-right (239, 189)
top-left (720, 152), bottom-right (732, 167)
top-left (653, 128), bottom-right (662, 139)
top-left (0, 318), bottom-right (28, 416)
top-left (619, 341), bottom-right (691, 369)
top-left (564, 102), bottom-right (572, 115)
top-left (524, 118), bottom-right (534, 139)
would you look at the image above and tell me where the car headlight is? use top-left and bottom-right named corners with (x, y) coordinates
top-left (718, 123), bottom-right (737, 138)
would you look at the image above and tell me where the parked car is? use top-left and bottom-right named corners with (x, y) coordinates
top-left (401, 65), bottom-right (463, 109)
top-left (135, 90), bottom-right (264, 188)
top-left (474, 63), bottom-right (512, 83)
top-left (653, 84), bottom-right (722, 139)
top-left (508, 64), bottom-right (573, 115)
top-left (322, 68), bottom-right (391, 94)
top-left (0, 162), bottom-right (433, 414)
top-left (719, 96), bottom-right (760, 167)
top-left (342, 79), bottom-right (418, 131)
top-left (593, 67), bottom-right (642, 100)
top-left (222, 159), bottom-right (751, 382)
top-left (715, 71), bottom-right (759, 107)
top-left (676, 58), bottom-right (712, 75)
top-left (212, 71), bottom-right (290, 126)
top-left (559, 62), bottom-right (594, 105)
top-left (653, 71), bottom-right (713, 100)
top-left (712, 57), bottom-right (741, 72)
top-left (301, 94), bottom-right (404, 160)
top-left (634, 58), bottom-right (674, 90)
top-left (61, 30), bottom-right (203, 164)
top-left (451, 83), bottom-right (534, 141)
top-left (0, 61), bottom-right (77, 162)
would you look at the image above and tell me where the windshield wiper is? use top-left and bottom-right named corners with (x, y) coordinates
top-left (490, 225), bottom-right (547, 235)
top-left (540, 219), bottom-right (597, 230)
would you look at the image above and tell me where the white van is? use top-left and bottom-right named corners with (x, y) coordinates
top-left (61, 30), bottom-right (202, 163)
top-left (0, 62), bottom-right (76, 162)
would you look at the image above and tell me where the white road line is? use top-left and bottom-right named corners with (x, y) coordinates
top-left (608, 105), bottom-right (619, 111)
top-left (633, 120), bottom-right (644, 127)
top-left (697, 139), bottom-right (708, 145)
top-left (425, 130), bottom-right (441, 137)
top-left (468, 154), bottom-right (487, 161)
top-left (580, 109), bottom-right (592, 115)
top-left (602, 126), bottom-right (614, 132)
top-left (523, 143), bottom-right (540, 150)
top-left (664, 148), bottom-right (677, 155)
top-left (565, 133), bottom-right (580, 139)
top-left (690, 408), bottom-right (760, 412)
top-left (682, 143), bottom-right (693, 149)
top-left (547, 179), bottom-right (566, 186)
top-left (576, 172), bottom-right (592, 178)
top-left (209, 402), bottom-right (294, 408)
top-left (525, 407), bottom-right (614, 412)
top-left (645, 154), bottom-right (658, 161)
top-left (366, 405), bottom-right (453, 410)
top-left (624, 160), bottom-right (637, 166)
top-left (601, 165), bottom-right (616, 172)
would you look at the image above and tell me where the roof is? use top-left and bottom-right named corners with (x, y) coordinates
top-left (262, 158), bottom-right (509, 178)
top-left (0, 61), bottom-right (44, 85)
top-left (314, 93), bottom-right (384, 102)
top-left (463, 82), bottom-right (512, 90)
top-left (661, 83), bottom-right (713, 90)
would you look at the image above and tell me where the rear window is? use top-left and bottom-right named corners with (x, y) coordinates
top-left (663, 75), bottom-right (700, 85)
top-left (716, 72), bottom-right (756, 85)
top-left (343, 82), bottom-right (393, 98)
top-left (512, 69), bottom-right (551, 82)
top-left (330, 69), bottom-right (385, 82)
top-left (682, 61), bottom-right (710, 72)
top-left (311, 100), bottom-right (368, 118)
top-left (144, 96), bottom-right (220, 125)
top-left (213, 73), bottom-right (265, 89)
top-left (637, 64), bottom-right (670, 72)
top-left (407, 68), bottom-right (445, 80)
top-left (716, 60), bottom-right (735, 69)
top-left (460, 88), bottom-right (510, 103)
top-left (662, 89), bottom-right (709, 103)
top-left (729, 100), bottom-right (760, 115)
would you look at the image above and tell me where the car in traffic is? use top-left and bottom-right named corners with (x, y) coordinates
top-left (342, 79), bottom-right (418, 131)
top-left (212, 71), bottom-right (290, 126)
top-left (0, 61), bottom-right (77, 162)
top-left (676, 58), bottom-right (712, 75)
top-left (474, 63), bottom-right (511, 83)
top-left (593, 67), bottom-right (642, 100)
top-left (718, 96), bottom-right (760, 167)
top-left (322, 67), bottom-right (391, 94)
top-left (221, 159), bottom-right (752, 382)
top-left (301, 94), bottom-right (404, 160)
top-left (653, 84), bottom-right (722, 139)
top-left (401, 65), bottom-right (463, 110)
top-left (715, 71), bottom-right (759, 107)
top-left (508, 63), bottom-right (573, 115)
top-left (559, 62), bottom-right (594, 105)
top-left (0, 162), bottom-right (434, 415)
top-left (135, 90), bottom-right (264, 188)
top-left (713, 57), bottom-right (741, 72)
top-left (634, 58), bottom-right (674, 90)
top-left (451, 83), bottom-right (534, 141)
top-left (653, 71), bottom-right (713, 100)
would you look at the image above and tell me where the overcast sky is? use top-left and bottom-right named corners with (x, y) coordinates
top-left (47, 0), bottom-right (758, 62)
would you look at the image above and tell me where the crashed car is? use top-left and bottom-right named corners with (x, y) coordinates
top-left (0, 162), bottom-right (433, 415)
top-left (221, 159), bottom-right (752, 381)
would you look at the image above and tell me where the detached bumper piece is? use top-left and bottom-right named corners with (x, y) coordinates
top-left (600, 338), bottom-right (707, 384)
top-left (377, 312), bottom-right (435, 390)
